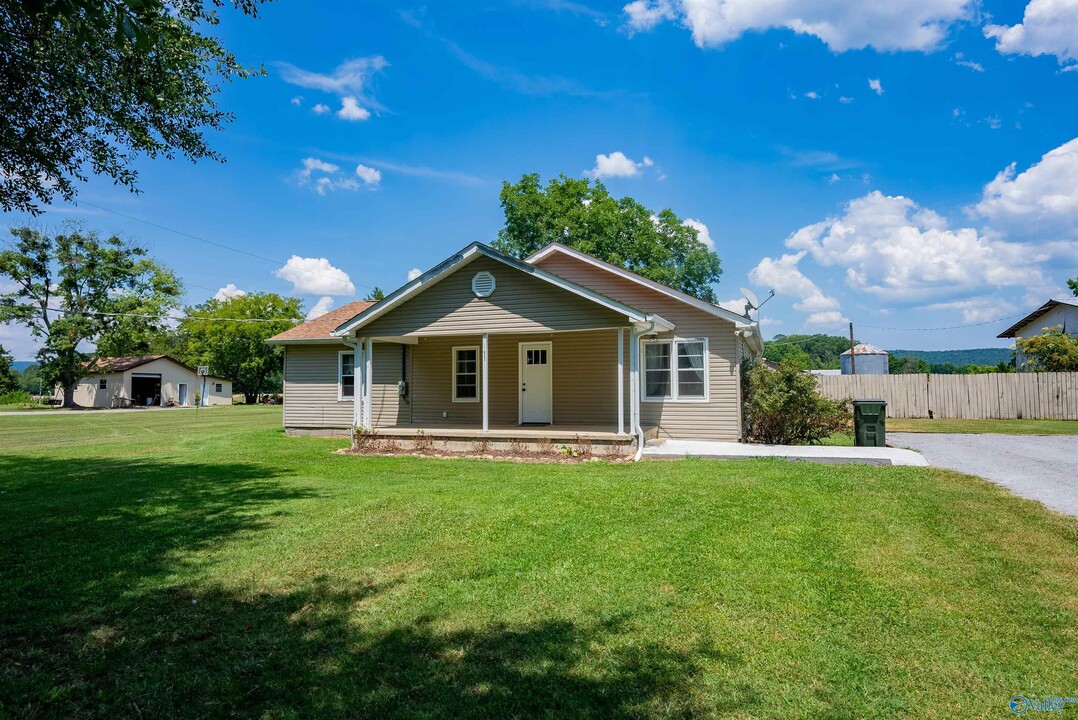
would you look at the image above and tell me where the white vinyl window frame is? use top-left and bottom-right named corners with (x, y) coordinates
top-left (641, 337), bottom-right (709, 403)
top-left (338, 350), bottom-right (356, 401)
top-left (452, 345), bottom-right (480, 403)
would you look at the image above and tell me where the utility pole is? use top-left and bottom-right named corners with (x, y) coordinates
top-left (848, 322), bottom-right (857, 375)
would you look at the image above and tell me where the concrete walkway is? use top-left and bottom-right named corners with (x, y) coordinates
top-left (890, 432), bottom-right (1078, 517)
top-left (643, 439), bottom-right (928, 466)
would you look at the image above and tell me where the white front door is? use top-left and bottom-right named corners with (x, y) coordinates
top-left (178, 383), bottom-right (188, 406)
top-left (519, 341), bottom-right (553, 424)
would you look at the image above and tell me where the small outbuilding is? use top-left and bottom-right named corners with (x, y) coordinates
top-left (998, 298), bottom-right (1078, 369)
top-left (57, 355), bottom-right (233, 407)
top-left (840, 343), bottom-right (889, 375)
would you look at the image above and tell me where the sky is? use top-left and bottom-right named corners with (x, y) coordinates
top-left (3, 0), bottom-right (1078, 359)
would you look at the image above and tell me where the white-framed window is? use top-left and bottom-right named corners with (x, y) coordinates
top-left (642, 338), bottom-right (708, 402)
top-left (215, 383), bottom-right (223, 393)
top-left (452, 346), bottom-right (479, 402)
top-left (98, 378), bottom-right (107, 390)
top-left (338, 351), bottom-right (355, 400)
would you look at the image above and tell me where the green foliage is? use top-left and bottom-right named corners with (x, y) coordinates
top-left (0, 225), bottom-right (183, 406)
top-left (890, 348), bottom-right (1013, 367)
top-left (365, 287), bottom-right (386, 301)
top-left (0, 390), bottom-right (34, 405)
top-left (0, 0), bottom-right (267, 214)
top-left (764, 334), bottom-right (850, 369)
top-left (1015, 325), bottom-right (1078, 372)
top-left (494, 173), bottom-right (723, 302)
top-left (177, 292), bottom-right (301, 403)
top-left (889, 355), bottom-right (931, 374)
top-left (0, 345), bottom-right (17, 394)
top-left (1069, 277), bottom-right (1077, 297)
top-left (16, 363), bottom-right (43, 395)
top-left (741, 359), bottom-right (851, 445)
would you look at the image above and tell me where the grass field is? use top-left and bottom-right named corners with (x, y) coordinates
top-left (1, 407), bottom-right (1075, 718)
top-left (887, 418), bottom-right (1078, 435)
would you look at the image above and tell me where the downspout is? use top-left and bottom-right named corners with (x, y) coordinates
top-left (633, 317), bottom-right (658, 462)
top-left (345, 337), bottom-right (361, 432)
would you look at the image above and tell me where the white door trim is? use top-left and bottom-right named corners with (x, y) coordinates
top-left (517, 341), bottom-right (553, 424)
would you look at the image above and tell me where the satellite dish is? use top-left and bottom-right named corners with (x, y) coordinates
top-left (740, 287), bottom-right (760, 309)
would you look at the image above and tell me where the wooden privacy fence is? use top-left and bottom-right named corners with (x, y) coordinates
top-left (814, 372), bottom-right (1078, 420)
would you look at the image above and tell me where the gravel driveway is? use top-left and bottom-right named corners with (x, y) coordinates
top-left (889, 433), bottom-right (1078, 517)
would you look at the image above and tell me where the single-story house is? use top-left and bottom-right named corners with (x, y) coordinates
top-left (267, 242), bottom-right (763, 446)
top-left (57, 355), bottom-right (233, 407)
top-left (998, 298), bottom-right (1078, 369)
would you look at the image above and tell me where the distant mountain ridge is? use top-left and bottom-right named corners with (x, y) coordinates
top-left (11, 361), bottom-right (35, 371)
top-left (889, 348), bottom-right (1013, 366)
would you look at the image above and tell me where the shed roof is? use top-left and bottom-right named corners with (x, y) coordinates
top-left (267, 301), bottom-right (378, 343)
top-left (997, 298), bottom-right (1078, 338)
top-left (81, 355), bottom-right (230, 380)
top-left (840, 343), bottom-right (889, 356)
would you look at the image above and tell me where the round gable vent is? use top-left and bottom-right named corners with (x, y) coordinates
top-left (472, 271), bottom-right (496, 298)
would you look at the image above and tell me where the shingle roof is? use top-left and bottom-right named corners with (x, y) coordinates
top-left (83, 355), bottom-right (173, 373)
top-left (267, 301), bottom-right (377, 342)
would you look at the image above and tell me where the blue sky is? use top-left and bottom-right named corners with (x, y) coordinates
top-left (3, 0), bottom-right (1078, 358)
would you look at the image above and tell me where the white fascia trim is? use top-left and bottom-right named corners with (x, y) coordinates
top-left (526, 243), bottom-right (752, 327)
top-left (265, 337), bottom-right (348, 346)
top-left (332, 242), bottom-right (650, 337)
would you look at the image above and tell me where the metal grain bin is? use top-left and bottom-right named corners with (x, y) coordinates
top-left (853, 399), bottom-right (887, 447)
top-left (840, 343), bottom-right (890, 375)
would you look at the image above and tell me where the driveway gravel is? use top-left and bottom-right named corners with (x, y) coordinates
top-left (889, 432), bottom-right (1078, 517)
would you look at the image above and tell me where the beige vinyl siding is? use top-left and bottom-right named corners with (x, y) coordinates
top-left (360, 255), bottom-right (629, 337)
top-left (400, 330), bottom-right (626, 429)
top-left (283, 345), bottom-right (354, 429)
top-left (534, 253), bottom-right (741, 440)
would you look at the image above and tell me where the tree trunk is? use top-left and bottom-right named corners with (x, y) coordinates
top-left (62, 383), bottom-right (76, 408)
top-left (244, 392), bottom-right (257, 405)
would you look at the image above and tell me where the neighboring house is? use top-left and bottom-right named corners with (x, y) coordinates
top-left (268, 242), bottom-right (763, 444)
top-left (998, 298), bottom-right (1078, 369)
top-left (56, 355), bottom-right (233, 407)
top-left (840, 343), bottom-right (889, 375)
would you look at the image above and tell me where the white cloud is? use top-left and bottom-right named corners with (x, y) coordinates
top-left (213, 283), bottom-right (246, 302)
top-left (918, 297), bottom-right (1020, 324)
top-left (337, 96), bottom-right (371, 121)
top-left (312, 103), bottom-right (330, 114)
top-left (952, 52), bottom-right (985, 72)
top-left (0, 322), bottom-right (40, 361)
top-left (718, 296), bottom-right (749, 314)
top-left (290, 96), bottom-right (303, 106)
top-left (355, 164), bottom-right (382, 187)
top-left (984, 114), bottom-right (1002, 130)
top-left (275, 256), bottom-right (356, 296)
top-left (985, 0), bottom-right (1078, 67)
top-left (868, 78), bottom-right (884, 95)
top-left (828, 173), bottom-right (841, 184)
top-left (295, 157), bottom-right (360, 195)
top-left (804, 90), bottom-right (819, 99)
top-left (585, 151), bottom-right (653, 179)
top-left (785, 190), bottom-right (1067, 301)
top-left (622, 0), bottom-right (971, 52)
top-left (839, 96), bottom-right (854, 103)
top-left (749, 252), bottom-right (846, 321)
top-left (682, 218), bottom-right (715, 250)
top-left (306, 296), bottom-right (335, 320)
top-left (277, 56), bottom-right (388, 105)
top-left (407, 267), bottom-right (423, 282)
top-left (973, 137), bottom-right (1078, 237)
top-left (805, 311), bottom-right (847, 326)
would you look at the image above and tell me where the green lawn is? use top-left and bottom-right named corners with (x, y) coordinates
top-left (1, 407), bottom-right (1075, 718)
top-left (888, 418), bottom-right (1078, 435)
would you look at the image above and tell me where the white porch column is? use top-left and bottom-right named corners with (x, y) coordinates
top-left (363, 336), bottom-right (373, 428)
top-left (628, 330), bottom-right (639, 434)
top-left (617, 327), bottom-right (625, 435)
top-left (355, 339), bottom-right (366, 429)
top-left (481, 333), bottom-right (489, 433)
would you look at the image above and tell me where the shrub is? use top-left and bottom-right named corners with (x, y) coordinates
top-left (0, 390), bottom-right (34, 405)
top-left (741, 359), bottom-right (850, 445)
top-left (1016, 325), bottom-right (1078, 372)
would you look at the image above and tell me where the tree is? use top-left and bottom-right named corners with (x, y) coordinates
top-left (0, 226), bottom-right (183, 406)
top-left (1069, 277), bottom-right (1077, 297)
top-left (889, 355), bottom-right (931, 374)
top-left (0, 345), bottom-right (17, 394)
top-left (17, 363), bottom-right (44, 396)
top-left (177, 293), bottom-right (302, 404)
top-left (1, 0), bottom-right (266, 214)
top-left (741, 358), bottom-right (850, 445)
top-left (365, 287), bottom-right (385, 301)
top-left (1015, 326), bottom-right (1078, 372)
top-left (764, 334), bottom-right (850, 369)
top-left (494, 173), bottom-right (723, 302)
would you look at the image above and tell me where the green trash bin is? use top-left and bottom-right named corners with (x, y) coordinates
top-left (853, 399), bottom-right (887, 447)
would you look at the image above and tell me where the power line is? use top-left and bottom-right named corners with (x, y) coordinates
top-left (72, 200), bottom-right (374, 291)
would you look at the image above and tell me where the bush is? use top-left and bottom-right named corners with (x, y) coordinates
top-left (741, 359), bottom-right (850, 445)
top-left (0, 390), bottom-right (35, 405)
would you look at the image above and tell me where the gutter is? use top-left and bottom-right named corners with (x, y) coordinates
top-left (632, 318), bottom-right (659, 462)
